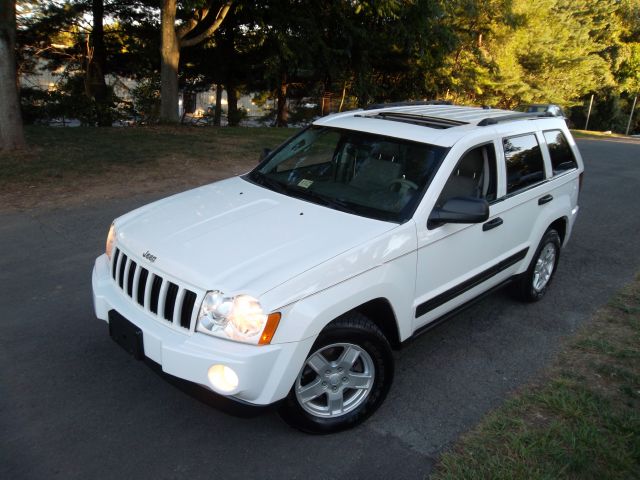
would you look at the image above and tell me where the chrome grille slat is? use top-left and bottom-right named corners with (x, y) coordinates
top-left (137, 268), bottom-right (149, 306)
top-left (143, 270), bottom-right (153, 310)
top-left (109, 246), bottom-right (200, 332)
top-left (156, 277), bottom-right (170, 320)
top-left (163, 282), bottom-right (179, 321)
top-left (173, 288), bottom-right (185, 325)
top-left (126, 260), bottom-right (137, 297)
top-left (149, 274), bottom-right (162, 314)
top-left (132, 263), bottom-right (141, 301)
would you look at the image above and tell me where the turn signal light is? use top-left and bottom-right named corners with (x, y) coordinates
top-left (259, 313), bottom-right (281, 345)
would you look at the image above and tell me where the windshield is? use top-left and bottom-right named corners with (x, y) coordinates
top-left (247, 126), bottom-right (448, 223)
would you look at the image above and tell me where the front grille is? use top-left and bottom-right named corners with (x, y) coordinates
top-left (110, 247), bottom-right (199, 331)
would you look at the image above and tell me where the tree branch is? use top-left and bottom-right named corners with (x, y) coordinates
top-left (176, 6), bottom-right (210, 39)
top-left (180, 1), bottom-right (233, 48)
top-left (175, 17), bottom-right (198, 40)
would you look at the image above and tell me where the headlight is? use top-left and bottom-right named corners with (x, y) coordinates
top-left (197, 291), bottom-right (280, 345)
top-left (106, 223), bottom-right (116, 260)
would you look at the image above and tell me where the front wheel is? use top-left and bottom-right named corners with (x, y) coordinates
top-left (511, 228), bottom-right (561, 302)
top-left (278, 313), bottom-right (394, 434)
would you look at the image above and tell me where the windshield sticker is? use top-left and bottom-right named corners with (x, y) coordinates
top-left (298, 179), bottom-right (314, 189)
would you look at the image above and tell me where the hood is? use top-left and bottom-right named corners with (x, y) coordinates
top-left (115, 176), bottom-right (397, 296)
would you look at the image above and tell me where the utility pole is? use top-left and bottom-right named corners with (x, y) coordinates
top-left (625, 94), bottom-right (638, 136)
top-left (584, 94), bottom-right (594, 131)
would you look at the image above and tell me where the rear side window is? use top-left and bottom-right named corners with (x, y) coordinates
top-left (503, 134), bottom-right (545, 195)
top-left (544, 130), bottom-right (578, 174)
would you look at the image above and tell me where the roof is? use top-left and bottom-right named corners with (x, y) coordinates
top-left (313, 104), bottom-right (563, 147)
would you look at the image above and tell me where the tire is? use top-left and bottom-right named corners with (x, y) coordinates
top-left (278, 312), bottom-right (394, 434)
top-left (510, 228), bottom-right (561, 302)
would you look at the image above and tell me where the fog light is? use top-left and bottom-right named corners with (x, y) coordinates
top-left (208, 364), bottom-right (239, 392)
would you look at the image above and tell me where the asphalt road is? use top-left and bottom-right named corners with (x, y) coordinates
top-left (2, 138), bottom-right (640, 480)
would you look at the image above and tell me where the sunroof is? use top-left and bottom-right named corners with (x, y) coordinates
top-left (357, 111), bottom-right (468, 129)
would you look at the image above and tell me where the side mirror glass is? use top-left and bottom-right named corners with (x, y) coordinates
top-left (428, 196), bottom-right (489, 229)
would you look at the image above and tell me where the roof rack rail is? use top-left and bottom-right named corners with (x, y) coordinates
top-left (363, 100), bottom-right (452, 111)
top-left (362, 112), bottom-right (467, 129)
top-left (477, 111), bottom-right (555, 126)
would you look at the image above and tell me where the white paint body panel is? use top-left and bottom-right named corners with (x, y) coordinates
top-left (92, 105), bottom-right (583, 405)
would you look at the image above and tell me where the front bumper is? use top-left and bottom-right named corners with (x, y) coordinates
top-left (92, 254), bottom-right (314, 405)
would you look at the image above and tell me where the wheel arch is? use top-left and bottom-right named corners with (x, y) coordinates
top-left (346, 298), bottom-right (401, 349)
top-left (548, 216), bottom-right (568, 245)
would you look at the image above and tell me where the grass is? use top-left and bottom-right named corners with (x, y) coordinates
top-left (432, 276), bottom-right (640, 480)
top-left (570, 129), bottom-right (636, 140)
top-left (0, 125), bottom-right (297, 185)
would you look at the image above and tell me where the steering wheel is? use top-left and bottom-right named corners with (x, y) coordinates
top-left (388, 178), bottom-right (418, 194)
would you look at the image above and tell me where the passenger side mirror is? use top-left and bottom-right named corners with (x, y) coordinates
top-left (259, 148), bottom-right (271, 162)
top-left (428, 196), bottom-right (489, 229)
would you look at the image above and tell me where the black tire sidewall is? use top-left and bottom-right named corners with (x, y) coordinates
top-left (278, 316), bottom-right (394, 434)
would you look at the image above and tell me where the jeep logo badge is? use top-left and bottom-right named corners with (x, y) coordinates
top-left (142, 251), bottom-right (157, 263)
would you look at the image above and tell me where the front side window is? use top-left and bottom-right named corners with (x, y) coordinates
top-left (503, 134), bottom-right (545, 195)
top-left (543, 130), bottom-right (578, 174)
top-left (437, 143), bottom-right (497, 207)
top-left (248, 127), bottom-right (448, 222)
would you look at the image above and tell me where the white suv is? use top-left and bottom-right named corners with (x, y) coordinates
top-left (92, 104), bottom-right (583, 433)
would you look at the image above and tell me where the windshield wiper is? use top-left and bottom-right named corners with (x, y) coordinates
top-left (285, 185), bottom-right (357, 214)
top-left (250, 172), bottom-right (356, 214)
top-left (250, 172), bottom-right (288, 194)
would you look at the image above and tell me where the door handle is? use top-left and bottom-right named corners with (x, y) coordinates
top-left (483, 217), bottom-right (503, 231)
top-left (538, 194), bottom-right (553, 205)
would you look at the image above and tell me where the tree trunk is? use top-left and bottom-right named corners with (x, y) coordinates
top-left (0, 0), bottom-right (25, 150)
top-left (226, 85), bottom-right (238, 126)
top-left (160, 1), bottom-right (232, 124)
top-left (214, 84), bottom-right (222, 126)
top-left (275, 73), bottom-right (288, 127)
top-left (160, 0), bottom-right (180, 123)
top-left (87, 0), bottom-right (111, 127)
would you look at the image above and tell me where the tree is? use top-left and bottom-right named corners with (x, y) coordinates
top-left (443, 0), bottom-right (615, 108)
top-left (160, 0), bottom-right (233, 123)
top-left (86, 0), bottom-right (110, 126)
top-left (0, 0), bottom-right (25, 150)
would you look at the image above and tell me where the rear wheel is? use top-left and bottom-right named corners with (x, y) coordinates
top-left (511, 229), bottom-right (561, 302)
top-left (278, 313), bottom-right (394, 434)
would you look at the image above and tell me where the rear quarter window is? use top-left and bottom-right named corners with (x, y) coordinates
top-left (543, 130), bottom-right (578, 174)
top-left (503, 134), bottom-right (545, 195)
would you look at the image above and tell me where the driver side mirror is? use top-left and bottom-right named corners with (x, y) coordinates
top-left (428, 196), bottom-right (489, 229)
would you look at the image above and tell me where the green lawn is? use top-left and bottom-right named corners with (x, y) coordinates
top-left (570, 129), bottom-right (634, 140)
top-left (0, 126), bottom-right (297, 185)
top-left (433, 276), bottom-right (640, 480)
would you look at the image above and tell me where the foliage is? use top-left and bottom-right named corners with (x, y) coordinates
top-left (443, 0), bottom-right (616, 108)
top-left (130, 78), bottom-right (161, 124)
top-left (13, 0), bottom-right (640, 133)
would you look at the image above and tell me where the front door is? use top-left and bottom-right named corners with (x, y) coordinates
top-left (413, 140), bottom-right (521, 330)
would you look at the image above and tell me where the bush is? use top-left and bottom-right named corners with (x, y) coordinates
top-left (130, 78), bottom-right (161, 124)
top-left (20, 74), bottom-right (124, 126)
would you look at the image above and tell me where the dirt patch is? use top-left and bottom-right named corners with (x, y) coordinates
top-left (0, 156), bottom-right (256, 212)
top-left (0, 125), bottom-right (296, 212)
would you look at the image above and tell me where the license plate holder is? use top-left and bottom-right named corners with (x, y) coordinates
top-left (108, 310), bottom-right (144, 360)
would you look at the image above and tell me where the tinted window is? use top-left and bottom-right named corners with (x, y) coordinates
top-left (437, 144), bottom-right (497, 207)
top-left (503, 134), bottom-right (545, 195)
top-left (544, 130), bottom-right (577, 174)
